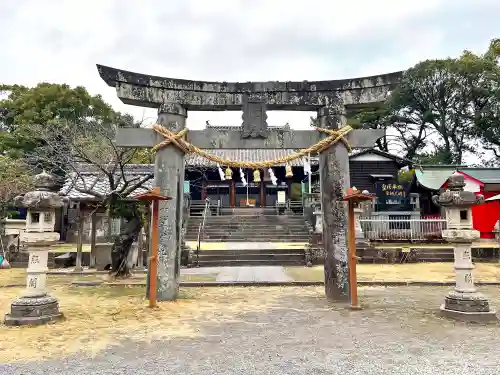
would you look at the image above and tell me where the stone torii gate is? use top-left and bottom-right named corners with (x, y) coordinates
top-left (97, 65), bottom-right (401, 301)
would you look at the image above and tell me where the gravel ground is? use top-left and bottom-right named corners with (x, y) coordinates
top-left (2, 286), bottom-right (500, 374)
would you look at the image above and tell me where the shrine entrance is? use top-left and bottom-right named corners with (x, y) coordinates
top-left (97, 64), bottom-right (399, 302)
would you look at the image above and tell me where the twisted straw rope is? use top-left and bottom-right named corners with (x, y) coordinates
top-left (151, 124), bottom-right (353, 169)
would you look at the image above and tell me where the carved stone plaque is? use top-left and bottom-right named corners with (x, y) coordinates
top-left (241, 96), bottom-right (268, 139)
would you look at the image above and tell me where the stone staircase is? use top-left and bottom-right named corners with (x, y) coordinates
top-left (193, 248), bottom-right (306, 267)
top-left (184, 212), bottom-right (311, 266)
top-left (185, 214), bottom-right (311, 242)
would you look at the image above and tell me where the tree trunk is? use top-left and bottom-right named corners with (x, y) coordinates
top-left (109, 213), bottom-right (143, 278)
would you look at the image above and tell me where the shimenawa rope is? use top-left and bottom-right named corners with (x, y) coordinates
top-left (151, 124), bottom-right (353, 169)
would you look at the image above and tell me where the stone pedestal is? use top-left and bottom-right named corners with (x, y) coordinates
top-left (4, 233), bottom-right (63, 326)
top-left (433, 175), bottom-right (497, 323)
top-left (439, 236), bottom-right (497, 322)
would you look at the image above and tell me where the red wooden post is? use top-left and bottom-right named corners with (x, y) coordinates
top-left (343, 188), bottom-right (375, 310)
top-left (134, 187), bottom-right (171, 308)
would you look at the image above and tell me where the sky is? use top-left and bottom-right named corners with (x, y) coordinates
top-left (1, 0), bottom-right (499, 131)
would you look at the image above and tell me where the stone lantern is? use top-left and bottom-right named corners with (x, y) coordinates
top-left (4, 171), bottom-right (66, 326)
top-left (432, 174), bottom-right (497, 322)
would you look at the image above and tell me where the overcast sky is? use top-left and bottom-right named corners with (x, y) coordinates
top-left (1, 0), bottom-right (499, 130)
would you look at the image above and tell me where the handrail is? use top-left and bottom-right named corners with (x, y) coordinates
top-left (195, 198), bottom-right (210, 266)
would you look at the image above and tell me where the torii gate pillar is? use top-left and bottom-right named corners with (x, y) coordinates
top-left (147, 104), bottom-right (187, 301)
top-left (318, 105), bottom-right (350, 300)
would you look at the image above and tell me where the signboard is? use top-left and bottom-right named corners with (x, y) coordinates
top-left (375, 182), bottom-right (411, 211)
top-left (277, 191), bottom-right (286, 204)
top-left (236, 183), bottom-right (259, 188)
top-left (183, 181), bottom-right (190, 194)
top-left (240, 198), bottom-right (256, 207)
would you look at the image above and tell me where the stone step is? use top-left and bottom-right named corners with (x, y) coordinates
top-left (188, 217), bottom-right (307, 221)
top-left (191, 216), bottom-right (307, 219)
top-left (187, 221), bottom-right (308, 225)
top-left (188, 222), bottom-right (308, 227)
top-left (186, 234), bottom-right (310, 239)
top-left (197, 259), bottom-right (305, 267)
top-left (189, 224), bottom-right (309, 229)
top-left (185, 236), bottom-right (309, 243)
top-left (195, 248), bottom-right (306, 256)
top-left (197, 254), bottom-right (305, 262)
top-left (188, 230), bottom-right (310, 234)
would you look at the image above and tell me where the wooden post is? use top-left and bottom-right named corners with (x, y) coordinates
top-left (137, 228), bottom-right (144, 269)
top-left (90, 211), bottom-right (97, 268)
top-left (133, 187), bottom-right (171, 308)
top-left (343, 188), bottom-right (375, 310)
top-left (260, 181), bottom-right (265, 208)
top-left (230, 180), bottom-right (236, 208)
top-left (75, 202), bottom-right (83, 272)
top-left (347, 199), bottom-right (359, 309)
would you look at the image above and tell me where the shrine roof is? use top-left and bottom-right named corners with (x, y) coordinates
top-left (349, 148), bottom-right (413, 166)
top-left (460, 168), bottom-right (500, 184)
top-left (60, 148), bottom-right (406, 200)
top-left (186, 148), bottom-right (312, 167)
top-left (415, 166), bottom-right (500, 190)
top-left (59, 165), bottom-right (153, 201)
top-left (415, 166), bottom-right (462, 190)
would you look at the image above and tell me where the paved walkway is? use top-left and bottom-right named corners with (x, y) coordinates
top-left (181, 266), bottom-right (292, 282)
top-left (216, 266), bottom-right (292, 282)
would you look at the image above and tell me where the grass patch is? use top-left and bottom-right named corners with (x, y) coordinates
top-left (1, 269), bottom-right (219, 288)
top-left (285, 263), bottom-right (500, 283)
top-left (0, 284), bottom-right (289, 363)
top-left (0, 269), bottom-right (106, 287)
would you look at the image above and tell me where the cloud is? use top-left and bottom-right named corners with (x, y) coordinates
top-left (1, 0), bottom-right (499, 129)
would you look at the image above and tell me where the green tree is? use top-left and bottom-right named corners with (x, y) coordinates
top-left (470, 39), bottom-right (500, 163)
top-left (0, 82), bottom-right (154, 277)
top-left (25, 117), bottom-right (153, 277)
top-left (0, 83), bottom-right (116, 156)
top-left (348, 99), bottom-right (431, 161)
top-left (0, 157), bottom-right (34, 234)
top-left (387, 38), bottom-right (500, 164)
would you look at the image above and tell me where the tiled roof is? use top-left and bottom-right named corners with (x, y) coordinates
top-left (59, 148), bottom-right (404, 200)
top-left (460, 168), bottom-right (500, 184)
top-left (415, 166), bottom-right (461, 190)
top-left (60, 165), bottom-right (154, 200)
top-left (204, 124), bottom-right (290, 131)
top-left (415, 166), bottom-right (500, 190)
top-left (349, 148), bottom-right (413, 166)
top-left (185, 149), bottom-right (310, 167)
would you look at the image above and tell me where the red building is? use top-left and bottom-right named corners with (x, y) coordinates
top-left (416, 166), bottom-right (500, 239)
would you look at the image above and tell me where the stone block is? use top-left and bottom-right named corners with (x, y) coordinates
top-left (4, 295), bottom-right (63, 326)
top-left (440, 304), bottom-right (498, 323)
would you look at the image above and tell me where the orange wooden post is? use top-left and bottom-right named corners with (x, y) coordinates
top-left (343, 188), bottom-right (375, 310)
top-left (134, 187), bottom-right (171, 308)
top-left (347, 199), bottom-right (358, 309)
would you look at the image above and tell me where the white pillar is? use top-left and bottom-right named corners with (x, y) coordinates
top-left (354, 207), bottom-right (364, 239)
top-left (24, 248), bottom-right (49, 297)
top-left (452, 243), bottom-right (476, 293)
